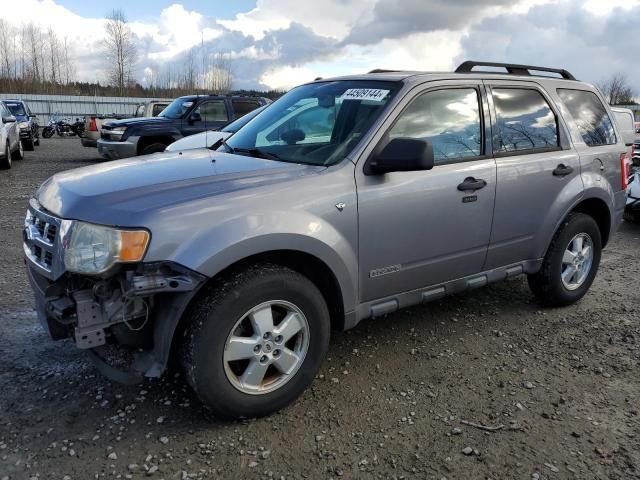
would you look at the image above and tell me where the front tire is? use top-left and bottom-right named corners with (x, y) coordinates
top-left (528, 213), bottom-right (602, 307)
top-left (11, 139), bottom-right (23, 160)
top-left (23, 138), bottom-right (35, 151)
top-left (0, 142), bottom-right (11, 169)
top-left (181, 264), bottom-right (331, 419)
top-left (141, 143), bottom-right (168, 155)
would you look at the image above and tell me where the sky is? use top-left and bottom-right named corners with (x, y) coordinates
top-left (1, 0), bottom-right (639, 91)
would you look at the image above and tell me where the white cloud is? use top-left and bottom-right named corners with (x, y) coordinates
top-left (0, 0), bottom-right (638, 92)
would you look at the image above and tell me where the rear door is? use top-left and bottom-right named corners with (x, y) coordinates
top-left (483, 80), bottom-right (582, 269)
top-left (232, 99), bottom-right (262, 119)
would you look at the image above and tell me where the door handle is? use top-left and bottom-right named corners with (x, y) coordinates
top-left (457, 177), bottom-right (487, 191)
top-left (553, 164), bottom-right (574, 177)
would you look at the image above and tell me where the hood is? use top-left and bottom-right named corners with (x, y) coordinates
top-left (104, 116), bottom-right (172, 128)
top-left (36, 150), bottom-right (324, 225)
top-left (13, 114), bottom-right (28, 122)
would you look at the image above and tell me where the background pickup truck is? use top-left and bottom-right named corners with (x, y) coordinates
top-left (80, 100), bottom-right (170, 148)
top-left (97, 95), bottom-right (270, 159)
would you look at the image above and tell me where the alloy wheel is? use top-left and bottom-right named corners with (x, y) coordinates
top-left (561, 233), bottom-right (594, 290)
top-left (223, 300), bottom-right (310, 395)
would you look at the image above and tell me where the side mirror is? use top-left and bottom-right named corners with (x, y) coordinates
top-left (3, 115), bottom-right (16, 123)
top-left (190, 112), bottom-right (202, 124)
top-left (367, 138), bottom-right (434, 175)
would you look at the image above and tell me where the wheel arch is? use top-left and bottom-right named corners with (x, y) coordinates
top-left (571, 197), bottom-right (611, 246)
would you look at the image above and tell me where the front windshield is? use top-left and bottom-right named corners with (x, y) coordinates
top-left (222, 105), bottom-right (267, 133)
top-left (6, 103), bottom-right (26, 116)
top-left (222, 81), bottom-right (400, 166)
top-left (158, 99), bottom-right (194, 119)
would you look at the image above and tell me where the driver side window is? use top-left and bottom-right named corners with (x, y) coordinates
top-left (388, 88), bottom-right (482, 163)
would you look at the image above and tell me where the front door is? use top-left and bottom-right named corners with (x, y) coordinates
top-left (356, 82), bottom-right (497, 302)
top-left (183, 99), bottom-right (229, 137)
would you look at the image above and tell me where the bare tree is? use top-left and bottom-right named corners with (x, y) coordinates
top-left (24, 23), bottom-right (44, 82)
top-left (47, 26), bottom-right (60, 84)
top-left (0, 19), bottom-right (14, 78)
top-left (598, 73), bottom-right (636, 105)
top-left (104, 9), bottom-right (137, 94)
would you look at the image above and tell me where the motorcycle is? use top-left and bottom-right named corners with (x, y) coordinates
top-left (41, 116), bottom-right (56, 138)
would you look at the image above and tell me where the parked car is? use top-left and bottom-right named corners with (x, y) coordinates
top-left (81, 101), bottom-right (170, 148)
top-left (165, 105), bottom-right (268, 152)
top-left (24, 61), bottom-right (628, 419)
top-left (625, 169), bottom-right (640, 223)
top-left (97, 95), bottom-right (270, 160)
top-left (3, 99), bottom-right (39, 150)
top-left (0, 102), bottom-right (24, 169)
top-left (134, 100), bottom-right (170, 118)
top-left (80, 114), bottom-right (130, 147)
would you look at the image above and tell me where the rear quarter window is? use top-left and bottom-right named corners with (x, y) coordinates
top-left (556, 89), bottom-right (616, 146)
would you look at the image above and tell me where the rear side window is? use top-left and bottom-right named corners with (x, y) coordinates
top-left (557, 89), bottom-right (616, 146)
top-left (152, 104), bottom-right (167, 116)
top-left (195, 100), bottom-right (228, 122)
top-left (135, 104), bottom-right (145, 117)
top-left (388, 88), bottom-right (482, 163)
top-left (233, 100), bottom-right (261, 118)
top-left (492, 88), bottom-right (558, 153)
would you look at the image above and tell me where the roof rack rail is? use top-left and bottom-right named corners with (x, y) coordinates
top-left (368, 69), bottom-right (409, 74)
top-left (455, 61), bottom-right (577, 81)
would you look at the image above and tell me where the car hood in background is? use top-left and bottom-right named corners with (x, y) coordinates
top-left (36, 149), bottom-right (324, 225)
top-left (103, 116), bottom-right (172, 128)
top-left (165, 131), bottom-right (231, 152)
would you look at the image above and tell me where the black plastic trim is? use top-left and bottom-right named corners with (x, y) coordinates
top-left (456, 60), bottom-right (577, 81)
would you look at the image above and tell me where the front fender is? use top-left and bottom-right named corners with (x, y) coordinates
top-left (172, 210), bottom-right (358, 313)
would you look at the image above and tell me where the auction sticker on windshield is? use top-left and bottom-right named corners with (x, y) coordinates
top-left (341, 89), bottom-right (390, 102)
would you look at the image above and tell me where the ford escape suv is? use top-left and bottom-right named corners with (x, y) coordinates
top-left (24, 61), bottom-right (629, 418)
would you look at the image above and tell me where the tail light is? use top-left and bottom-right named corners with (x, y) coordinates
top-left (621, 152), bottom-right (632, 190)
top-left (89, 117), bottom-right (97, 132)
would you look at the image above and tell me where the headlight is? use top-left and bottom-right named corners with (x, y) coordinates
top-left (64, 221), bottom-right (150, 274)
top-left (110, 126), bottom-right (127, 140)
top-left (19, 121), bottom-right (29, 129)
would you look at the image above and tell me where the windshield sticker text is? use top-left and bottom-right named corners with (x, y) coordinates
top-left (341, 89), bottom-right (390, 102)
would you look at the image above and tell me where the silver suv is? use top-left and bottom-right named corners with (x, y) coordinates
top-left (24, 61), bottom-right (628, 418)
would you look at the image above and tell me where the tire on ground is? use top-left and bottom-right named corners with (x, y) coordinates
top-left (11, 140), bottom-right (24, 161)
top-left (180, 263), bottom-right (331, 419)
top-left (23, 138), bottom-right (35, 151)
top-left (141, 143), bottom-right (168, 155)
top-left (528, 212), bottom-right (602, 307)
top-left (0, 143), bottom-right (11, 169)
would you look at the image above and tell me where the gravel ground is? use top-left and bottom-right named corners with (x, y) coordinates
top-left (0, 137), bottom-right (639, 480)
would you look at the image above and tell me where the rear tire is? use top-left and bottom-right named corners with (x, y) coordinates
top-left (141, 143), bottom-right (168, 155)
top-left (180, 264), bottom-right (331, 419)
top-left (11, 139), bottom-right (23, 160)
top-left (0, 143), bottom-right (11, 169)
top-left (528, 213), bottom-right (601, 307)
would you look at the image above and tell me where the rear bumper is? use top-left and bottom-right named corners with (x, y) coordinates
top-left (97, 137), bottom-right (139, 160)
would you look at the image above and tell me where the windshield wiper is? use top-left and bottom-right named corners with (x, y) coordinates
top-left (209, 137), bottom-right (231, 151)
top-left (229, 147), bottom-right (282, 161)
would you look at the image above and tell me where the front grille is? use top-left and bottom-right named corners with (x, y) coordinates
top-left (24, 199), bottom-right (64, 280)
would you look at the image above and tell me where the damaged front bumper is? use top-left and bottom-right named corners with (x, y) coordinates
top-left (26, 261), bottom-right (205, 384)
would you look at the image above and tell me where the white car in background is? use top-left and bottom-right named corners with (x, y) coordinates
top-left (165, 105), bottom-right (267, 152)
top-left (0, 102), bottom-right (24, 169)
